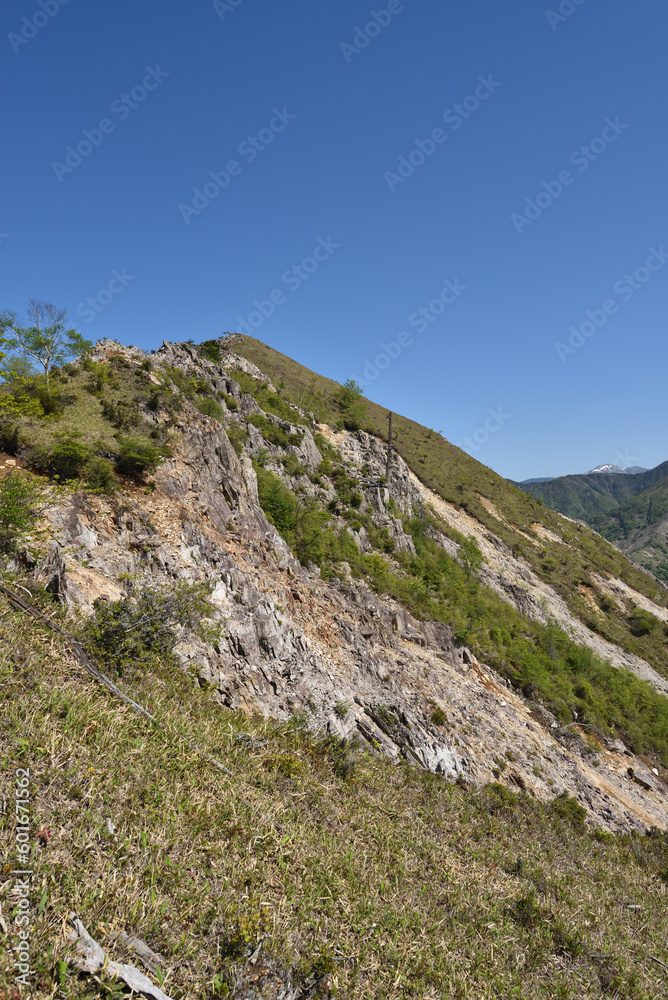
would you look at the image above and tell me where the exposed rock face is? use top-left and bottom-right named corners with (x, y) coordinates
top-left (31, 340), bottom-right (668, 834)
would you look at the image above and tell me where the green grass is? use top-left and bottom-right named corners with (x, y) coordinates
top-left (2, 594), bottom-right (668, 999)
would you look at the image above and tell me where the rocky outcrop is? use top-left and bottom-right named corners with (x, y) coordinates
top-left (29, 340), bottom-right (668, 834)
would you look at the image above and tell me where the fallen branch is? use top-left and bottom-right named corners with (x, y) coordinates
top-left (68, 915), bottom-right (174, 1000)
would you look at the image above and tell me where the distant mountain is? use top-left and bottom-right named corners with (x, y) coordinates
top-left (521, 466), bottom-right (647, 485)
top-left (592, 480), bottom-right (668, 583)
top-left (588, 464), bottom-right (648, 475)
top-left (514, 461), bottom-right (668, 583)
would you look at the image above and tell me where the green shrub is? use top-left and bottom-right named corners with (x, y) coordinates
top-left (0, 472), bottom-right (54, 553)
top-left (85, 361), bottom-right (119, 395)
top-left (163, 365), bottom-right (211, 400)
top-left (101, 398), bottom-right (141, 430)
top-left (628, 608), bottom-right (656, 636)
top-left (255, 465), bottom-right (332, 567)
top-left (549, 792), bottom-right (587, 832)
top-left (227, 423), bottom-right (248, 456)
top-left (80, 578), bottom-right (213, 674)
top-left (114, 436), bottom-right (167, 480)
top-left (430, 706), bottom-right (447, 726)
top-left (197, 340), bottom-right (222, 364)
top-left (84, 457), bottom-right (118, 495)
top-left (248, 412), bottom-right (302, 448)
top-left (335, 379), bottom-right (366, 431)
top-left (0, 423), bottom-right (20, 455)
top-left (255, 465), bottom-right (297, 542)
top-left (227, 369), bottom-right (307, 425)
top-left (194, 397), bottom-right (225, 421)
top-left (27, 431), bottom-right (91, 481)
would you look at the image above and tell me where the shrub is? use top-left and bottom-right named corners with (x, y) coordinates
top-left (549, 792), bottom-right (587, 832)
top-left (114, 436), bottom-right (167, 480)
top-left (227, 423), bottom-right (248, 456)
top-left (0, 472), bottom-right (54, 553)
top-left (430, 706), bottom-right (447, 726)
top-left (85, 361), bottom-right (119, 395)
top-left (248, 412), bottom-right (303, 448)
top-left (0, 424), bottom-right (20, 455)
top-left (194, 396), bottom-right (225, 421)
top-left (335, 379), bottom-right (366, 431)
top-left (101, 398), bottom-right (141, 430)
top-left (255, 465), bottom-right (297, 542)
top-left (80, 578), bottom-right (213, 674)
top-left (84, 457), bottom-right (118, 495)
top-left (197, 340), bottom-right (221, 364)
top-left (27, 431), bottom-right (91, 481)
top-left (628, 608), bottom-right (656, 636)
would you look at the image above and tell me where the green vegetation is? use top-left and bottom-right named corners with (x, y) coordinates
top-left (253, 466), bottom-right (668, 765)
top-left (519, 464), bottom-right (668, 585)
top-left (1, 299), bottom-right (91, 386)
top-left (194, 396), bottom-right (226, 421)
top-left (0, 349), bottom-right (172, 488)
top-left (228, 367), bottom-right (309, 426)
top-left (247, 412), bottom-right (303, 449)
top-left (79, 578), bottom-right (215, 675)
top-left (230, 335), bottom-right (668, 674)
top-left (0, 471), bottom-right (55, 553)
top-left (335, 378), bottom-right (367, 431)
top-left (27, 430), bottom-right (92, 481)
top-left (2, 596), bottom-right (668, 998)
top-left (114, 435), bottom-right (168, 480)
top-left (255, 464), bottom-right (329, 566)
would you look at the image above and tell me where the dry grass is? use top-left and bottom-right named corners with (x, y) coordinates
top-left (1, 595), bottom-right (668, 999)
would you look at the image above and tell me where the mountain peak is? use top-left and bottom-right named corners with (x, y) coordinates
top-left (587, 464), bottom-right (647, 475)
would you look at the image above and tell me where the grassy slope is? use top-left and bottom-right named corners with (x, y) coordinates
top-left (2, 595), bottom-right (668, 1000)
top-left (229, 335), bottom-right (668, 670)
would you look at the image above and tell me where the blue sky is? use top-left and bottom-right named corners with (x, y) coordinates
top-left (2, 0), bottom-right (667, 481)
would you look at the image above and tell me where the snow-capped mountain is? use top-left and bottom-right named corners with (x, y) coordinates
top-left (587, 464), bottom-right (647, 475)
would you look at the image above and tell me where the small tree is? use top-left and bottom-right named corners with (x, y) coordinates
top-left (0, 300), bottom-right (91, 388)
top-left (335, 379), bottom-right (366, 431)
top-left (80, 578), bottom-right (215, 674)
top-left (460, 536), bottom-right (483, 582)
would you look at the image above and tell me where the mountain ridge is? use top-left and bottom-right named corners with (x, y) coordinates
top-left (515, 461), bottom-right (668, 583)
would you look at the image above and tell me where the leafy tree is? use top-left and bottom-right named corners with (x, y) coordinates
top-left (336, 379), bottom-right (363, 408)
top-left (1, 355), bottom-right (36, 381)
top-left (459, 536), bottom-right (483, 582)
top-left (0, 300), bottom-right (91, 387)
top-left (335, 379), bottom-right (366, 431)
top-left (0, 340), bottom-right (43, 425)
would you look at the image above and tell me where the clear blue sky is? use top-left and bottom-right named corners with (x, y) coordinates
top-left (2, 0), bottom-right (666, 481)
